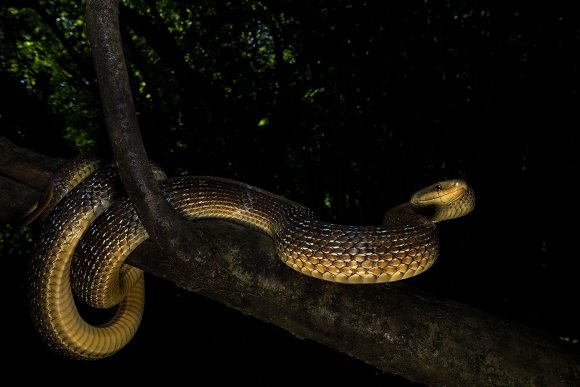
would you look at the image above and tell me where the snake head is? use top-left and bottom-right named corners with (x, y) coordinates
top-left (410, 179), bottom-right (475, 222)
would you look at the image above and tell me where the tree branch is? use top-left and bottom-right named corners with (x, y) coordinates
top-left (0, 135), bottom-right (63, 224)
top-left (84, 0), bottom-right (220, 287)
top-left (1, 136), bottom-right (579, 386)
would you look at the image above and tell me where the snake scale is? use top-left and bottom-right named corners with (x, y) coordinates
top-left (24, 154), bottom-right (475, 359)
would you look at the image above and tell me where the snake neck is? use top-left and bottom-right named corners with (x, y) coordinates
top-left (382, 203), bottom-right (433, 228)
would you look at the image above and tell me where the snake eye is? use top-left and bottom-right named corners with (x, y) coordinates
top-left (434, 184), bottom-right (442, 191)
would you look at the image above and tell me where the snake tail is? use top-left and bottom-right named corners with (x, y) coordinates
top-left (28, 165), bottom-right (145, 359)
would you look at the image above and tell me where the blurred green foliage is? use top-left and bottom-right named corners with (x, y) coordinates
top-left (0, 224), bottom-right (33, 259)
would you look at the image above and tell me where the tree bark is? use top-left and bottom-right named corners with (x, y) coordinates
top-left (1, 134), bottom-right (578, 386)
top-left (84, 0), bottom-right (219, 288)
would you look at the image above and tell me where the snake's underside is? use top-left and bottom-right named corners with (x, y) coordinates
top-left (28, 158), bottom-right (475, 359)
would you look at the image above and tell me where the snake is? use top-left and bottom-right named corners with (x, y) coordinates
top-left (24, 154), bottom-right (475, 359)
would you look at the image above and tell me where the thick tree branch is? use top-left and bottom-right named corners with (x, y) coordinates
top-left (0, 136), bottom-right (64, 224)
top-left (1, 137), bottom-right (579, 385)
top-left (84, 0), bottom-right (220, 287)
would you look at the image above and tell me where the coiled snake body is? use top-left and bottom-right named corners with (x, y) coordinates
top-left (25, 155), bottom-right (475, 359)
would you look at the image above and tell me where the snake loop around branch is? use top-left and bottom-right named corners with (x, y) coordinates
top-left (26, 155), bottom-right (475, 359)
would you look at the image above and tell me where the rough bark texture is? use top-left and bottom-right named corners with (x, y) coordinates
top-left (1, 135), bottom-right (579, 385)
top-left (0, 136), bottom-right (64, 223)
top-left (84, 0), bottom-right (219, 288)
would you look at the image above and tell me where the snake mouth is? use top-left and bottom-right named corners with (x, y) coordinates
top-left (410, 179), bottom-right (474, 221)
top-left (438, 184), bottom-right (467, 204)
top-left (411, 179), bottom-right (468, 206)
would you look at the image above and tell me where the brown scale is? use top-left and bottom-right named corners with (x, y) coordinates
top-left (29, 163), bottom-right (474, 360)
top-left (155, 176), bottom-right (445, 284)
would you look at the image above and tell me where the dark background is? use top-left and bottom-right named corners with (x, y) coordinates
top-left (1, 1), bottom-right (578, 385)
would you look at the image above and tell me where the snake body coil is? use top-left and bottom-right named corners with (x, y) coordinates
top-left (27, 156), bottom-right (475, 359)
